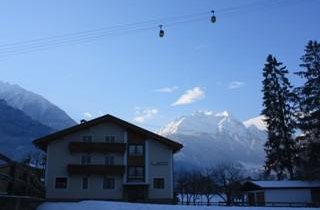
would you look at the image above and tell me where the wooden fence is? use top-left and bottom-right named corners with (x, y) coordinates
top-left (178, 201), bottom-right (319, 207)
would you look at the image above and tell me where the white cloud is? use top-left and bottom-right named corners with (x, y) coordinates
top-left (172, 87), bottom-right (205, 106)
top-left (154, 86), bottom-right (178, 93)
top-left (228, 81), bottom-right (246, 89)
top-left (83, 112), bottom-right (93, 119)
top-left (133, 107), bottom-right (159, 123)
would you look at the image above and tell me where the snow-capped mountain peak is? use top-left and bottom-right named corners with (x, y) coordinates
top-left (0, 80), bottom-right (76, 130)
top-left (160, 111), bottom-right (267, 169)
top-left (215, 110), bottom-right (229, 117)
top-left (159, 110), bottom-right (242, 136)
top-left (243, 115), bottom-right (267, 131)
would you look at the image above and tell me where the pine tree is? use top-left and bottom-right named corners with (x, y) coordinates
top-left (294, 41), bottom-right (320, 179)
top-left (262, 54), bottom-right (296, 180)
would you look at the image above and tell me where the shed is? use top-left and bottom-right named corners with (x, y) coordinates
top-left (241, 180), bottom-right (320, 207)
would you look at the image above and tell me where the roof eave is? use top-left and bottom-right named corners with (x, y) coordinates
top-left (32, 114), bottom-right (183, 153)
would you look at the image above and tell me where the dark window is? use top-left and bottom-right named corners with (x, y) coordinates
top-left (82, 136), bottom-right (92, 142)
top-left (153, 178), bottom-right (165, 189)
top-left (103, 177), bottom-right (115, 189)
top-left (55, 177), bottom-right (67, 189)
top-left (128, 166), bottom-right (144, 181)
top-left (128, 145), bottom-right (144, 156)
top-left (81, 155), bottom-right (91, 165)
top-left (82, 177), bottom-right (88, 189)
top-left (105, 156), bottom-right (114, 165)
top-left (105, 136), bottom-right (115, 143)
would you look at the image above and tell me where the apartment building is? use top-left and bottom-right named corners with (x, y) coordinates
top-left (33, 114), bottom-right (182, 203)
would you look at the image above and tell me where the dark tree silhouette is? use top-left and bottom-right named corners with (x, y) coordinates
top-left (294, 40), bottom-right (320, 179)
top-left (261, 55), bottom-right (296, 180)
top-left (211, 162), bottom-right (244, 206)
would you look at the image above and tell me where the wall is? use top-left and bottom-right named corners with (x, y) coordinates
top-left (146, 138), bottom-right (173, 200)
top-left (264, 189), bottom-right (312, 203)
top-left (46, 122), bottom-right (125, 200)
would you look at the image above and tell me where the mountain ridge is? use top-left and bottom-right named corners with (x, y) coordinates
top-left (0, 99), bottom-right (53, 160)
top-left (159, 111), bottom-right (266, 169)
top-left (0, 81), bottom-right (76, 130)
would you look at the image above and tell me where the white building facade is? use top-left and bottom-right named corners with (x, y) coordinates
top-left (33, 114), bottom-right (182, 203)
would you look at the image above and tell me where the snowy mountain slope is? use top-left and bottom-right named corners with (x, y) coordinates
top-left (160, 111), bottom-right (267, 169)
top-left (243, 115), bottom-right (267, 131)
top-left (0, 81), bottom-right (76, 130)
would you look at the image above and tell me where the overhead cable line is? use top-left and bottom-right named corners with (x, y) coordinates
top-left (0, 0), bottom-right (308, 59)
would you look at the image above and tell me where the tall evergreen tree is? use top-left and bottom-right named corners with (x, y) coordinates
top-left (262, 55), bottom-right (296, 180)
top-left (294, 41), bottom-right (320, 179)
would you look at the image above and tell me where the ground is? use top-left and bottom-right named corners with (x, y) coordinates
top-left (37, 201), bottom-right (318, 210)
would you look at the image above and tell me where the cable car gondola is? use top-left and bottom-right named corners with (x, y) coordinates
top-left (159, 25), bottom-right (164, 37)
top-left (211, 10), bottom-right (216, 23)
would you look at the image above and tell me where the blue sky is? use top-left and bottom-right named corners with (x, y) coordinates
top-left (0, 0), bottom-right (319, 131)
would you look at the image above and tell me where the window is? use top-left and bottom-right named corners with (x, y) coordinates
top-left (103, 177), bottom-right (115, 189)
top-left (128, 166), bottom-right (144, 181)
top-left (81, 155), bottom-right (91, 165)
top-left (105, 135), bottom-right (115, 143)
top-left (55, 177), bottom-right (67, 189)
top-left (153, 178), bottom-right (165, 189)
top-left (105, 156), bottom-right (114, 165)
top-left (82, 136), bottom-right (92, 142)
top-left (128, 145), bottom-right (144, 156)
top-left (82, 177), bottom-right (88, 190)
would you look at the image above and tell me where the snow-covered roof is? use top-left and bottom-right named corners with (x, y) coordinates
top-left (250, 180), bottom-right (320, 189)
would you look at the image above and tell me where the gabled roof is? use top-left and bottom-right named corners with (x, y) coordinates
top-left (241, 180), bottom-right (320, 191)
top-left (33, 114), bottom-right (183, 153)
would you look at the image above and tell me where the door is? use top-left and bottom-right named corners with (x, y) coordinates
top-left (248, 193), bottom-right (255, 206)
top-left (311, 189), bottom-right (320, 205)
top-left (126, 186), bottom-right (147, 202)
top-left (256, 192), bottom-right (265, 206)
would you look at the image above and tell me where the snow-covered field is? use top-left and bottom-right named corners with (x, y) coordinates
top-left (37, 201), bottom-right (317, 210)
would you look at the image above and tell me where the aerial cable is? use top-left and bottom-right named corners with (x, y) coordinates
top-left (0, 11), bottom-right (208, 49)
top-left (0, 0), bottom-right (310, 59)
top-left (0, 15), bottom-right (210, 58)
top-left (0, 0), bottom-right (297, 51)
top-left (0, 15), bottom-right (208, 56)
top-left (0, 26), bottom-right (157, 59)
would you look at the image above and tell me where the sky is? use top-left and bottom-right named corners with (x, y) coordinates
top-left (0, 0), bottom-right (319, 131)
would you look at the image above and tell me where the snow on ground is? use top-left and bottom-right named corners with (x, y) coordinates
top-left (37, 201), bottom-right (318, 210)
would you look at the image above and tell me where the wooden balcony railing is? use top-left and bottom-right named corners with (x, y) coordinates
top-left (127, 156), bottom-right (145, 166)
top-left (67, 164), bottom-right (125, 176)
top-left (69, 142), bottom-right (126, 154)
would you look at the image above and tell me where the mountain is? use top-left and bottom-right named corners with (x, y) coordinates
top-left (0, 99), bottom-right (53, 160)
top-left (243, 115), bottom-right (267, 131)
top-left (0, 81), bottom-right (76, 130)
top-left (160, 111), bottom-right (267, 170)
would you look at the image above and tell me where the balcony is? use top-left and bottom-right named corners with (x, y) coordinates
top-left (127, 156), bottom-right (144, 166)
top-left (68, 164), bottom-right (125, 176)
top-left (69, 142), bottom-right (126, 154)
